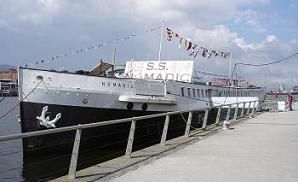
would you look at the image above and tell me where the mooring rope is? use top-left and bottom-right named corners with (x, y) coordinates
top-left (0, 80), bottom-right (42, 121)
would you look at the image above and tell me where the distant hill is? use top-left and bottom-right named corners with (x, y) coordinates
top-left (0, 64), bottom-right (17, 71)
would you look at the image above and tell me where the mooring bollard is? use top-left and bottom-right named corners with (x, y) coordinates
top-left (125, 119), bottom-right (136, 158)
top-left (68, 127), bottom-right (82, 180)
top-left (160, 114), bottom-right (170, 145)
top-left (223, 105), bottom-right (231, 129)
top-left (184, 112), bottom-right (192, 137)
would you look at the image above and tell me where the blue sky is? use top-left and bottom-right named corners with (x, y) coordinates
top-left (0, 0), bottom-right (297, 88)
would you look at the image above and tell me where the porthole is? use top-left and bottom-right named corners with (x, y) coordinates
top-left (142, 103), bottom-right (148, 111)
top-left (127, 102), bottom-right (134, 111)
top-left (82, 99), bottom-right (88, 104)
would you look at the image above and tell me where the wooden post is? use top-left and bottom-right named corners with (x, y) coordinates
top-left (215, 106), bottom-right (222, 125)
top-left (250, 101), bottom-right (256, 117)
top-left (125, 120), bottom-right (136, 158)
top-left (247, 102), bottom-right (251, 115)
top-left (160, 115), bottom-right (170, 145)
top-left (233, 103), bottom-right (239, 121)
top-left (184, 112), bottom-right (192, 137)
top-left (68, 128), bottom-right (82, 180)
top-left (202, 109), bottom-right (209, 130)
top-left (226, 105), bottom-right (231, 121)
top-left (241, 102), bottom-right (246, 117)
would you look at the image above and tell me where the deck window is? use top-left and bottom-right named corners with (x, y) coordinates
top-left (197, 89), bottom-right (201, 97)
top-left (201, 90), bottom-right (204, 98)
top-left (187, 88), bottom-right (191, 97)
top-left (181, 87), bottom-right (185, 97)
top-left (192, 89), bottom-right (196, 98)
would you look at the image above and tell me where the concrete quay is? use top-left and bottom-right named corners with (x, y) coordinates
top-left (53, 109), bottom-right (298, 182)
top-left (111, 111), bottom-right (298, 182)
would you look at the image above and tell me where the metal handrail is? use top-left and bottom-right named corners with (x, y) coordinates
top-left (0, 100), bottom-right (258, 142)
top-left (0, 100), bottom-right (259, 142)
top-left (0, 99), bottom-right (260, 180)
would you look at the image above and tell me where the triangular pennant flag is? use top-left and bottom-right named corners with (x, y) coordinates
top-left (189, 45), bottom-right (198, 56)
top-left (184, 39), bottom-right (192, 50)
top-left (202, 48), bottom-right (207, 57)
top-left (178, 38), bottom-right (183, 48)
top-left (207, 50), bottom-right (212, 58)
top-left (194, 48), bottom-right (200, 58)
top-left (166, 28), bottom-right (174, 41)
top-left (189, 49), bottom-right (195, 56)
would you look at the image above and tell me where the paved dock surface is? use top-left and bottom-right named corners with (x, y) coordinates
top-left (110, 111), bottom-right (298, 182)
top-left (52, 109), bottom-right (298, 182)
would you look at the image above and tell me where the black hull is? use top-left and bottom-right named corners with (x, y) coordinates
top-left (20, 101), bottom-right (222, 180)
top-left (20, 102), bottom-right (218, 156)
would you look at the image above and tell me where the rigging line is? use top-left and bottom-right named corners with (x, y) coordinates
top-left (0, 80), bottom-right (42, 121)
top-left (235, 52), bottom-right (298, 67)
top-left (230, 52), bottom-right (298, 91)
top-left (179, 112), bottom-right (202, 130)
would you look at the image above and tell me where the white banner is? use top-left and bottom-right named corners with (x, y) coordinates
top-left (124, 61), bottom-right (193, 82)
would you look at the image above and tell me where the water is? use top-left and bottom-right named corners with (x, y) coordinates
top-left (0, 97), bottom-right (24, 182)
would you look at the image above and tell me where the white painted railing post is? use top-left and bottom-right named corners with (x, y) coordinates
top-left (125, 119), bottom-right (136, 158)
top-left (241, 102), bottom-right (246, 117)
top-left (233, 103), bottom-right (239, 121)
top-left (68, 128), bottom-right (82, 180)
top-left (202, 109), bottom-right (209, 130)
top-left (215, 106), bottom-right (222, 125)
top-left (223, 105), bottom-right (231, 129)
top-left (247, 102), bottom-right (251, 115)
top-left (161, 114), bottom-right (170, 145)
top-left (250, 101), bottom-right (256, 118)
top-left (184, 112), bottom-right (192, 137)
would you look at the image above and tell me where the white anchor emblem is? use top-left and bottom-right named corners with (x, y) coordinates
top-left (36, 106), bottom-right (61, 128)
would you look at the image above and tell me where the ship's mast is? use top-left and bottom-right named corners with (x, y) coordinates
top-left (158, 23), bottom-right (164, 61)
top-left (229, 53), bottom-right (233, 86)
top-left (112, 47), bottom-right (116, 73)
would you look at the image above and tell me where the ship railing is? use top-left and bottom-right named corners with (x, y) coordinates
top-left (0, 100), bottom-right (260, 180)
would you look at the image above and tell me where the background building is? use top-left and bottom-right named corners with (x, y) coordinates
top-left (0, 69), bottom-right (18, 96)
top-left (0, 69), bottom-right (17, 82)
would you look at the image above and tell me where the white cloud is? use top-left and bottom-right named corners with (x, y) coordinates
top-left (17, 0), bottom-right (63, 24)
top-left (234, 9), bottom-right (266, 33)
top-left (2, 0), bottom-right (298, 88)
top-left (194, 25), bottom-right (238, 49)
top-left (233, 34), bottom-right (277, 51)
top-left (0, 0), bottom-right (270, 27)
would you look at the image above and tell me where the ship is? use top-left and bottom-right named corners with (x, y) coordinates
top-left (18, 60), bottom-right (265, 157)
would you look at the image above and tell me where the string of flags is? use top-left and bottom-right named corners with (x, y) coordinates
top-left (24, 25), bottom-right (162, 67)
top-left (166, 28), bottom-right (231, 59)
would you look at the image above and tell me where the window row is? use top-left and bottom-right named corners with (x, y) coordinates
top-left (217, 90), bottom-right (261, 97)
top-left (181, 87), bottom-right (210, 98)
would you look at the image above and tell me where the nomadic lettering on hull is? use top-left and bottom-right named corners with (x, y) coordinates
top-left (100, 81), bottom-right (134, 88)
